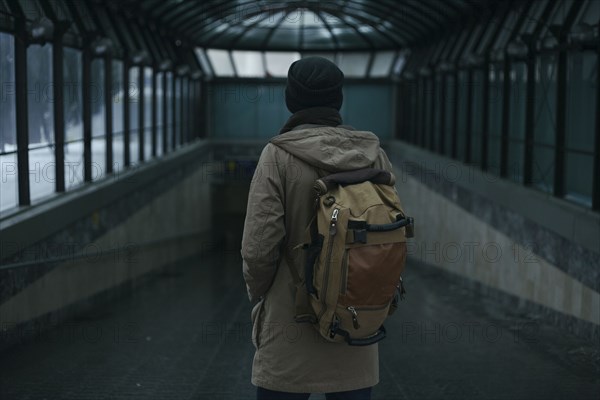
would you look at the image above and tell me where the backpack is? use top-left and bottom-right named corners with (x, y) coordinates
top-left (290, 168), bottom-right (414, 346)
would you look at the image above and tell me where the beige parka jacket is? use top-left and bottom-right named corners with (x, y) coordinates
top-left (241, 124), bottom-right (394, 393)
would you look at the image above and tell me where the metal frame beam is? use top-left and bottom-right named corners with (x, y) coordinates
top-left (11, 2), bottom-right (30, 206)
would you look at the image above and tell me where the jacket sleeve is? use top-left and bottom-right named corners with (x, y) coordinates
top-left (241, 143), bottom-right (286, 303)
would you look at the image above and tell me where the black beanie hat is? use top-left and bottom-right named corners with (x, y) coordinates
top-left (285, 57), bottom-right (344, 114)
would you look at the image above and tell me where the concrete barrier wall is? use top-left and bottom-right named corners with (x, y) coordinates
top-left (386, 141), bottom-right (600, 341)
top-left (0, 143), bottom-right (213, 349)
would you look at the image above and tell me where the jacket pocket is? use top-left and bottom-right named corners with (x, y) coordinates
top-left (251, 297), bottom-right (266, 350)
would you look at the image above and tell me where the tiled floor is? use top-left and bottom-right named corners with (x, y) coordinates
top-left (0, 251), bottom-right (598, 400)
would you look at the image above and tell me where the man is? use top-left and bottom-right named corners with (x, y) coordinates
top-left (241, 57), bottom-right (395, 400)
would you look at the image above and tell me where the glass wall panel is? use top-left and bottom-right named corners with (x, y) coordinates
top-left (370, 51), bottom-right (396, 77)
top-left (175, 76), bottom-right (181, 147)
top-left (470, 69), bottom-right (484, 166)
top-left (232, 51), bottom-right (265, 78)
top-left (181, 77), bottom-right (188, 144)
top-left (27, 44), bottom-right (55, 202)
top-left (406, 80), bottom-right (417, 142)
top-left (443, 74), bottom-right (456, 157)
top-left (423, 78), bottom-right (433, 149)
top-left (112, 60), bottom-right (124, 172)
top-left (91, 59), bottom-right (106, 180)
top-left (156, 72), bottom-right (164, 156)
top-left (129, 66), bottom-right (140, 164)
top-left (532, 54), bottom-right (557, 193)
top-left (265, 52), bottom-right (301, 77)
top-left (415, 78), bottom-right (423, 145)
top-left (166, 72), bottom-right (173, 150)
top-left (433, 74), bottom-right (443, 153)
top-left (207, 49), bottom-right (235, 77)
top-left (488, 63), bottom-right (504, 176)
top-left (456, 70), bottom-right (468, 161)
top-left (0, 32), bottom-right (17, 212)
top-left (64, 47), bottom-right (83, 190)
top-left (508, 62), bottom-right (527, 183)
top-left (565, 52), bottom-right (597, 206)
top-left (144, 67), bottom-right (153, 160)
top-left (393, 53), bottom-right (408, 75)
top-left (194, 48), bottom-right (213, 76)
top-left (302, 52), bottom-right (335, 63)
top-left (338, 53), bottom-right (370, 77)
top-left (0, 153), bottom-right (17, 212)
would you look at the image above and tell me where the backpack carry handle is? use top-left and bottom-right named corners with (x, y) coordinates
top-left (315, 168), bottom-right (395, 195)
top-left (364, 216), bottom-right (413, 233)
top-left (348, 216), bottom-right (414, 234)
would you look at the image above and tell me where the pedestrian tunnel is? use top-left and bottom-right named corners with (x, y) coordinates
top-left (0, 0), bottom-right (598, 399)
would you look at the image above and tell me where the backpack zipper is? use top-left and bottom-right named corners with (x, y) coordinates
top-left (340, 249), bottom-right (348, 295)
top-left (346, 303), bottom-right (391, 330)
top-left (318, 208), bottom-right (339, 320)
top-left (347, 306), bottom-right (360, 329)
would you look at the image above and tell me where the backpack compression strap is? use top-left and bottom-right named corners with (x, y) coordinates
top-left (331, 323), bottom-right (387, 346)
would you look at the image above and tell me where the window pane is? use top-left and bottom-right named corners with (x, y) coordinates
top-left (433, 74), bottom-right (443, 152)
top-left (28, 147), bottom-right (55, 203)
top-left (393, 53), bottom-right (408, 75)
top-left (406, 81), bottom-right (417, 142)
top-left (444, 74), bottom-right (456, 157)
top-left (532, 54), bottom-right (557, 193)
top-left (27, 43), bottom-right (54, 203)
top-left (370, 51), bottom-right (396, 77)
top-left (415, 79), bottom-right (424, 145)
top-left (338, 53), bottom-right (369, 77)
top-left (0, 153), bottom-right (17, 212)
top-left (488, 64), bottom-right (504, 176)
top-left (265, 51), bottom-right (300, 77)
top-left (181, 77), bottom-right (188, 144)
top-left (0, 32), bottom-right (16, 153)
top-left (566, 52), bottom-right (596, 152)
top-left (471, 70), bottom-right (484, 166)
top-left (144, 67), bottom-right (153, 159)
top-left (175, 77), bottom-right (181, 146)
top-left (565, 153), bottom-right (593, 206)
top-left (456, 70), bottom-right (468, 161)
top-left (129, 66), bottom-right (140, 164)
top-left (423, 78), bottom-right (433, 149)
top-left (508, 62), bottom-right (527, 183)
top-left (64, 47), bottom-right (83, 190)
top-left (166, 72), bottom-right (173, 150)
top-left (0, 32), bottom-right (17, 212)
top-left (232, 51), bottom-right (265, 78)
top-left (156, 72), bottom-right (164, 156)
top-left (207, 49), bottom-right (235, 77)
top-left (576, 0), bottom-right (600, 25)
top-left (194, 48), bottom-right (213, 76)
top-left (565, 51), bottom-right (596, 206)
top-left (112, 60), bottom-right (124, 172)
top-left (302, 53), bottom-right (335, 63)
top-left (91, 59), bottom-right (106, 180)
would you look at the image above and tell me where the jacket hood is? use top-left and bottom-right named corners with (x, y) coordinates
top-left (270, 126), bottom-right (381, 172)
